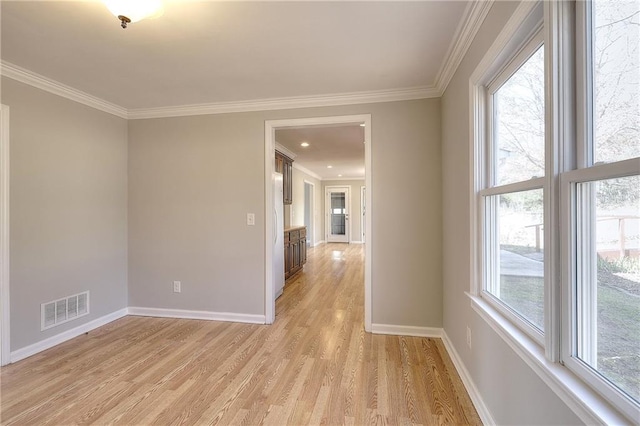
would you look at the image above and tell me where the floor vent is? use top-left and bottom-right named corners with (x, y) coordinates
top-left (41, 291), bottom-right (89, 331)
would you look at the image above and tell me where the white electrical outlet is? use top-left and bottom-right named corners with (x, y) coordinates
top-left (247, 213), bottom-right (255, 226)
top-left (173, 281), bottom-right (181, 293)
top-left (466, 326), bottom-right (472, 349)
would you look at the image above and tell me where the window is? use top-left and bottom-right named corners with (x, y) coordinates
top-left (573, 176), bottom-right (639, 404)
top-left (562, 0), bottom-right (640, 419)
top-left (471, 0), bottom-right (639, 422)
top-left (480, 31), bottom-right (546, 341)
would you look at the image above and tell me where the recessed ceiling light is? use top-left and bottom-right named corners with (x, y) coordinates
top-left (300, 142), bottom-right (309, 147)
top-left (359, 123), bottom-right (365, 127)
top-left (338, 174), bottom-right (343, 177)
top-left (327, 165), bottom-right (333, 169)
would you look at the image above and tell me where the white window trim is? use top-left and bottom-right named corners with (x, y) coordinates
top-left (470, 0), bottom-right (544, 298)
top-left (561, 160), bottom-right (640, 423)
top-left (564, 0), bottom-right (640, 418)
top-left (476, 12), bottom-right (546, 344)
top-left (469, 1), bottom-right (635, 423)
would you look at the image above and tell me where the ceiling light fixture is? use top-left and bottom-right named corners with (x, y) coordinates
top-left (327, 165), bottom-right (333, 169)
top-left (359, 123), bottom-right (365, 127)
top-left (300, 142), bottom-right (309, 147)
top-left (103, 0), bottom-right (164, 29)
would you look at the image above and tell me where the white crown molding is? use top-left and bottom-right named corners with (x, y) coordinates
top-left (292, 162), bottom-right (322, 181)
top-left (274, 142), bottom-right (297, 160)
top-left (10, 308), bottom-right (128, 363)
top-left (127, 86), bottom-right (439, 120)
top-left (1, 61), bottom-right (436, 120)
top-left (2, 0), bottom-right (492, 123)
top-left (0, 61), bottom-right (128, 119)
top-left (434, 0), bottom-right (494, 95)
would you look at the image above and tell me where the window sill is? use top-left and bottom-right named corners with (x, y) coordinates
top-left (466, 292), bottom-right (631, 425)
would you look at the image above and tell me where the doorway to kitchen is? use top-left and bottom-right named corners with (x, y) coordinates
top-left (264, 114), bottom-right (372, 331)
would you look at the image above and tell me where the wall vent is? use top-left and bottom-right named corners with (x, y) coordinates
top-left (41, 291), bottom-right (89, 331)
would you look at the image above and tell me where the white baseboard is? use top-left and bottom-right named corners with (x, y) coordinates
top-left (350, 240), bottom-right (364, 244)
top-left (441, 331), bottom-right (495, 425)
top-left (10, 308), bottom-right (128, 363)
top-left (314, 240), bottom-right (325, 247)
top-left (371, 323), bottom-right (443, 338)
top-left (127, 307), bottom-right (266, 324)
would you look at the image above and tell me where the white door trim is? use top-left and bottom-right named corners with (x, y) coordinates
top-left (361, 185), bottom-right (366, 244)
top-left (1, 105), bottom-right (10, 365)
top-left (325, 186), bottom-right (351, 243)
top-left (303, 180), bottom-right (315, 247)
top-left (264, 114), bottom-right (372, 331)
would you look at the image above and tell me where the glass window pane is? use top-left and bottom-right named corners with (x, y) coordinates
top-left (330, 193), bottom-right (346, 235)
top-left (576, 175), bottom-right (640, 404)
top-left (493, 46), bottom-right (545, 185)
top-left (593, 0), bottom-right (640, 164)
top-left (486, 189), bottom-right (545, 330)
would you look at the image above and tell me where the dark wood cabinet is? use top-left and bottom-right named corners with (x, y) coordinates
top-left (275, 150), bottom-right (293, 205)
top-left (284, 226), bottom-right (307, 280)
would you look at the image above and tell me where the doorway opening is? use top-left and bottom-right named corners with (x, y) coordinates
top-left (264, 114), bottom-right (372, 331)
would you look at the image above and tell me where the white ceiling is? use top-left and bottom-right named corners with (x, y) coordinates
top-left (1, 0), bottom-right (481, 179)
top-left (276, 124), bottom-right (365, 180)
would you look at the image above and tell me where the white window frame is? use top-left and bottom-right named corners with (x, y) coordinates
top-left (469, 0), bottom-right (637, 423)
top-left (558, 1), bottom-right (640, 419)
top-left (475, 15), bottom-right (546, 346)
top-left (561, 160), bottom-right (640, 421)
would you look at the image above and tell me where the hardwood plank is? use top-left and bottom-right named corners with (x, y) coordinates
top-left (0, 243), bottom-right (482, 425)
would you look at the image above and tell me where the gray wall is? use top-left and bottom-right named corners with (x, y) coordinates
top-left (128, 99), bottom-right (442, 328)
top-left (441, 2), bottom-right (582, 424)
top-left (290, 166), bottom-right (323, 245)
top-left (128, 113), bottom-right (265, 313)
top-left (321, 180), bottom-right (365, 243)
top-left (2, 77), bottom-right (128, 351)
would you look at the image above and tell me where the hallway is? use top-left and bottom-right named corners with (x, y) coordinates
top-left (1, 243), bottom-right (481, 425)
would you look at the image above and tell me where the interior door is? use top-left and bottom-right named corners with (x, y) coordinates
top-left (326, 187), bottom-right (350, 243)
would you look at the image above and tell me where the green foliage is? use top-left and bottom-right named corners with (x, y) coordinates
top-left (598, 255), bottom-right (640, 274)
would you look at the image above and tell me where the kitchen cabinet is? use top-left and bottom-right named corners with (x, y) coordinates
top-left (284, 226), bottom-right (307, 280)
top-left (275, 150), bottom-right (293, 205)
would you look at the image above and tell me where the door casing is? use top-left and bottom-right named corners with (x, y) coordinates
top-left (264, 114), bottom-right (372, 331)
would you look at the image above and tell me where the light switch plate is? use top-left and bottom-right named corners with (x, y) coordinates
top-left (247, 213), bottom-right (255, 226)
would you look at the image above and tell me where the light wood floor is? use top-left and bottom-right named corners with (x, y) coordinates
top-left (0, 243), bottom-right (481, 425)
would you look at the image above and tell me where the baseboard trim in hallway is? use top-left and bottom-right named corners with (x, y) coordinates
top-left (4, 244), bottom-right (484, 425)
top-left (371, 323), bottom-right (494, 424)
top-left (10, 308), bottom-right (128, 363)
top-left (442, 331), bottom-right (495, 425)
top-left (128, 306), bottom-right (266, 325)
top-left (371, 323), bottom-right (442, 338)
